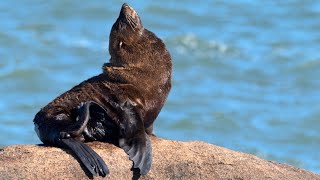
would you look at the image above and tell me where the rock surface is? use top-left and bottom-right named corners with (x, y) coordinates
top-left (0, 137), bottom-right (319, 180)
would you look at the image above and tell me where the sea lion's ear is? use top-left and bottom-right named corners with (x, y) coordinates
top-left (119, 41), bottom-right (123, 48)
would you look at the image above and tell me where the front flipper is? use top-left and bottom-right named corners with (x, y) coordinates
top-left (118, 101), bottom-right (152, 175)
top-left (119, 133), bottom-right (152, 175)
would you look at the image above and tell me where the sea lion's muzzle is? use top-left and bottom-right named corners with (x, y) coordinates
top-left (119, 3), bottom-right (143, 31)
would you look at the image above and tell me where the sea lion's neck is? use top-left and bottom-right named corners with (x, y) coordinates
top-left (101, 61), bottom-right (168, 87)
top-left (102, 62), bottom-right (136, 73)
top-left (102, 62), bottom-right (126, 70)
top-left (102, 62), bottom-right (140, 83)
top-left (102, 62), bottom-right (156, 75)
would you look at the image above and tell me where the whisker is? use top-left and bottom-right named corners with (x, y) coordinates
top-left (125, 15), bottom-right (136, 31)
top-left (128, 16), bottom-right (137, 27)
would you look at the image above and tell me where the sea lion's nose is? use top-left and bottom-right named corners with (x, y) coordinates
top-left (122, 3), bottom-right (129, 8)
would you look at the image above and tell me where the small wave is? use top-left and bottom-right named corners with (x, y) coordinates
top-left (167, 33), bottom-right (231, 56)
top-left (0, 59), bottom-right (16, 78)
top-left (60, 35), bottom-right (92, 49)
top-left (293, 59), bottom-right (320, 71)
top-left (68, 38), bottom-right (93, 49)
top-left (40, 31), bottom-right (99, 51)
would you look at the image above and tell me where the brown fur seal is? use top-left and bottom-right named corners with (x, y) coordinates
top-left (33, 3), bottom-right (172, 177)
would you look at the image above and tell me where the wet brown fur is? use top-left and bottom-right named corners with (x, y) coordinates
top-left (34, 4), bottom-right (172, 144)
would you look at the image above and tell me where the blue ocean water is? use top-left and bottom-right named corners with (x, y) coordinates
top-left (0, 1), bottom-right (319, 174)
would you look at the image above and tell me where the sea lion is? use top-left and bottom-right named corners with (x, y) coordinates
top-left (33, 3), bottom-right (172, 177)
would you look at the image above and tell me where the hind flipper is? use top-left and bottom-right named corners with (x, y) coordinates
top-left (35, 101), bottom-right (110, 177)
top-left (34, 102), bottom-right (91, 145)
top-left (82, 101), bottom-right (117, 141)
top-left (118, 101), bottom-right (152, 175)
top-left (58, 102), bottom-right (91, 138)
top-left (59, 101), bottom-right (109, 177)
top-left (60, 139), bottom-right (109, 177)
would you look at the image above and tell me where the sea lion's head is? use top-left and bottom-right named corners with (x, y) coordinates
top-left (108, 3), bottom-right (170, 68)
